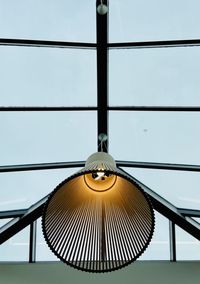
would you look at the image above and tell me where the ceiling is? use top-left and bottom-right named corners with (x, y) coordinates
top-left (0, 0), bottom-right (199, 263)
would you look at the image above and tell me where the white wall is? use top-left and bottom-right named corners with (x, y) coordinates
top-left (0, 261), bottom-right (199, 284)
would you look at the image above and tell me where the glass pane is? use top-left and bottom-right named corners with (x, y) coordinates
top-left (110, 112), bottom-right (200, 164)
top-left (0, 226), bottom-right (29, 261)
top-left (0, 47), bottom-right (96, 106)
top-left (0, 0), bottom-right (95, 42)
top-left (0, 218), bottom-right (12, 228)
top-left (139, 212), bottom-right (170, 260)
top-left (176, 226), bottom-right (200, 260)
top-left (0, 112), bottom-right (96, 165)
top-left (36, 218), bottom-right (58, 261)
top-left (123, 168), bottom-right (200, 210)
top-left (109, 48), bottom-right (200, 106)
top-left (110, 0), bottom-right (200, 42)
top-left (0, 168), bottom-right (81, 211)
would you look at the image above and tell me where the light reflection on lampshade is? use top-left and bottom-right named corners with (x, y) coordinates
top-left (42, 152), bottom-right (155, 272)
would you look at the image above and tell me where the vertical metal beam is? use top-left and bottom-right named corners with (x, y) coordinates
top-left (29, 221), bottom-right (37, 263)
top-left (169, 221), bottom-right (176, 262)
top-left (96, 0), bottom-right (109, 152)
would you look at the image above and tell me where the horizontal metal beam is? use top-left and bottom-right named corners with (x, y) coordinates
top-left (1, 160), bottom-right (200, 173)
top-left (109, 106), bottom-right (200, 112)
top-left (178, 208), bottom-right (200, 217)
top-left (0, 38), bottom-right (96, 49)
top-left (1, 38), bottom-right (200, 50)
top-left (109, 39), bottom-right (200, 49)
top-left (117, 161), bottom-right (200, 172)
top-left (120, 169), bottom-right (200, 240)
top-left (1, 106), bottom-right (200, 112)
top-left (0, 209), bottom-right (26, 219)
top-left (0, 161), bottom-right (85, 173)
top-left (0, 196), bottom-right (47, 244)
top-left (0, 106), bottom-right (97, 112)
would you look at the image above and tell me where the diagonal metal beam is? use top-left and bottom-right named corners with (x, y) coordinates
top-left (96, 0), bottom-right (108, 152)
top-left (0, 196), bottom-right (47, 244)
top-left (0, 38), bottom-right (96, 49)
top-left (120, 168), bottom-right (200, 240)
top-left (108, 39), bottom-right (200, 49)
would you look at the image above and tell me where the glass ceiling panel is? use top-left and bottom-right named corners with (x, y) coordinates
top-left (139, 211), bottom-right (170, 260)
top-left (0, 47), bottom-right (96, 106)
top-left (123, 168), bottom-right (200, 210)
top-left (0, 112), bottom-right (96, 165)
top-left (36, 218), bottom-right (59, 261)
top-left (109, 48), bottom-right (200, 106)
top-left (109, 0), bottom-right (200, 42)
top-left (0, 169), bottom-right (81, 211)
top-left (0, 219), bottom-right (12, 228)
top-left (0, 226), bottom-right (29, 261)
top-left (0, 0), bottom-right (95, 42)
top-left (110, 112), bottom-right (200, 164)
top-left (176, 226), bottom-right (200, 260)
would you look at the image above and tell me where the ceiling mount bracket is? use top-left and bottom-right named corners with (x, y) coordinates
top-left (98, 133), bottom-right (108, 152)
top-left (98, 133), bottom-right (107, 142)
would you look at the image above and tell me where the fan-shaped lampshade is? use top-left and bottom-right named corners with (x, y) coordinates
top-left (42, 152), bottom-right (154, 272)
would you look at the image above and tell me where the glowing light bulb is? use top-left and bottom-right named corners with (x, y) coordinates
top-left (83, 152), bottom-right (117, 192)
top-left (92, 172), bottom-right (105, 180)
top-left (84, 171), bottom-right (117, 192)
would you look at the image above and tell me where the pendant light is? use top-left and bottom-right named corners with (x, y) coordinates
top-left (42, 136), bottom-right (155, 272)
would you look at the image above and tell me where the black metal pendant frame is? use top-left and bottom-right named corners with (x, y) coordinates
top-left (42, 168), bottom-right (155, 272)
